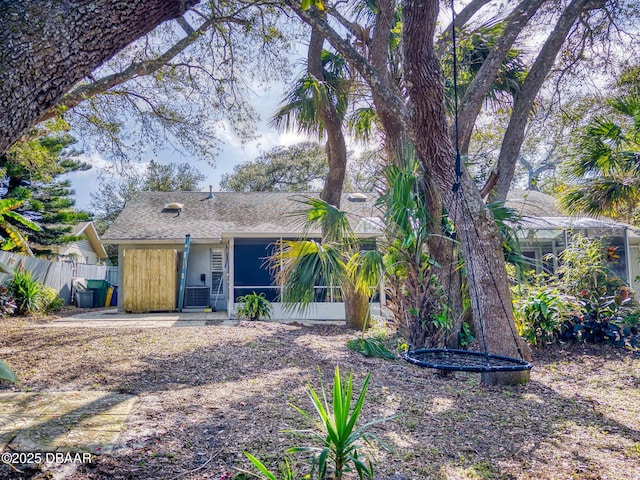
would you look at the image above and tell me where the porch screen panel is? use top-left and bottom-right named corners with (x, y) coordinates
top-left (234, 238), bottom-right (279, 302)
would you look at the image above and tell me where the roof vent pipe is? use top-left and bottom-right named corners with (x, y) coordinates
top-left (207, 185), bottom-right (214, 200)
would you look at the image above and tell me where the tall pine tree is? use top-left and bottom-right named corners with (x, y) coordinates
top-left (0, 132), bottom-right (92, 256)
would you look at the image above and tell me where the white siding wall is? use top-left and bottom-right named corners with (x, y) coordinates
top-left (630, 245), bottom-right (640, 293)
top-left (232, 302), bottom-right (381, 321)
top-left (60, 240), bottom-right (98, 264)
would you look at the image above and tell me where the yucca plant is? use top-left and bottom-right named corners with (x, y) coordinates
top-left (288, 366), bottom-right (388, 480)
top-left (242, 452), bottom-right (299, 480)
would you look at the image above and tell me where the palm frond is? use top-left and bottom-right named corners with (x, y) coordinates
top-left (271, 239), bottom-right (346, 312)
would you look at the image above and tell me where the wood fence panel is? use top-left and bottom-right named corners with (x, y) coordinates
top-left (123, 249), bottom-right (177, 312)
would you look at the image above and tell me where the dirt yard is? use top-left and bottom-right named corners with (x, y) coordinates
top-left (0, 313), bottom-right (638, 480)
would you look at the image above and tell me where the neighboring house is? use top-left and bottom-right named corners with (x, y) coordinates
top-left (53, 221), bottom-right (108, 265)
top-left (506, 190), bottom-right (640, 292)
top-left (101, 190), bottom-right (382, 318)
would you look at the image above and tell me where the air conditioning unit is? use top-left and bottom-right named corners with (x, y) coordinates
top-left (184, 286), bottom-right (210, 307)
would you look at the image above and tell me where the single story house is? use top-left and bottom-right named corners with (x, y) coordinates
top-left (505, 190), bottom-right (640, 291)
top-left (53, 221), bottom-right (108, 265)
top-left (101, 190), bottom-right (382, 318)
top-left (102, 188), bottom-right (640, 318)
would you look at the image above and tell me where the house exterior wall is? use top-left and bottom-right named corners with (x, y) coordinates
top-left (630, 245), bottom-right (640, 292)
top-left (114, 235), bottom-right (381, 320)
top-left (229, 236), bottom-right (382, 321)
top-left (184, 244), bottom-right (227, 310)
top-left (59, 240), bottom-right (99, 264)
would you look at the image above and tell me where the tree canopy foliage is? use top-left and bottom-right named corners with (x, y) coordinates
top-left (220, 143), bottom-right (329, 192)
top-left (0, 130), bottom-right (91, 255)
top-left (91, 160), bottom-right (205, 233)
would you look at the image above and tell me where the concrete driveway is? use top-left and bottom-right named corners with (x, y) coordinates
top-left (48, 308), bottom-right (344, 328)
top-left (48, 308), bottom-right (233, 328)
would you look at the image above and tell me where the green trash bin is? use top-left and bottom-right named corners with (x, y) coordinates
top-left (87, 279), bottom-right (110, 307)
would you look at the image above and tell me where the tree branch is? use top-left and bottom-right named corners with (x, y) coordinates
top-left (436, 0), bottom-right (494, 56)
top-left (0, 0), bottom-right (199, 153)
top-left (284, 1), bottom-right (408, 129)
top-left (455, 0), bottom-right (546, 155)
top-left (492, 0), bottom-right (606, 201)
top-left (37, 14), bottom-right (214, 124)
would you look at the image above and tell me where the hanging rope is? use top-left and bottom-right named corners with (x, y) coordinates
top-left (402, 3), bottom-right (532, 373)
top-left (451, 4), bottom-right (462, 184)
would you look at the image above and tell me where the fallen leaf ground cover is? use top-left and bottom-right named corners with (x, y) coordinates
top-left (0, 313), bottom-right (638, 480)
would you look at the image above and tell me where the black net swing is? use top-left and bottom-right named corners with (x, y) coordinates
top-left (402, 6), bottom-right (532, 374)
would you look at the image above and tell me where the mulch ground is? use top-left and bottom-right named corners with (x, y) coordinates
top-left (0, 311), bottom-right (638, 480)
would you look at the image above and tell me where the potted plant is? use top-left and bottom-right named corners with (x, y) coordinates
top-left (235, 291), bottom-right (272, 321)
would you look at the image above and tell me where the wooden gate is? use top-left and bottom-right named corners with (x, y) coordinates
top-left (123, 249), bottom-right (178, 312)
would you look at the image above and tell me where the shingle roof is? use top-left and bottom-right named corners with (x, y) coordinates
top-left (504, 190), bottom-right (562, 217)
top-left (102, 191), bottom-right (381, 243)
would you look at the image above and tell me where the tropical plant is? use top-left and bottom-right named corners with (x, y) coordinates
top-left (560, 93), bottom-right (640, 221)
top-left (0, 197), bottom-right (42, 255)
top-left (235, 292), bottom-right (273, 321)
top-left (378, 162), bottom-right (451, 348)
top-left (242, 452), bottom-right (299, 480)
top-left (559, 293), bottom-right (640, 349)
top-left (288, 366), bottom-right (385, 480)
top-left (347, 337), bottom-right (396, 360)
top-left (515, 287), bottom-right (570, 347)
top-left (243, 366), bottom-right (391, 480)
top-left (269, 197), bottom-right (382, 330)
top-left (0, 285), bottom-right (18, 384)
top-left (6, 267), bottom-right (43, 315)
top-left (555, 234), bottom-right (623, 300)
top-left (0, 360), bottom-right (17, 383)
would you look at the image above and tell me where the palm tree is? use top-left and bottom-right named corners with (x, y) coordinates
top-left (0, 197), bottom-right (42, 255)
top-left (379, 162), bottom-right (454, 347)
top-left (561, 94), bottom-right (640, 221)
top-left (268, 197), bottom-right (382, 330)
top-left (271, 28), bottom-right (368, 208)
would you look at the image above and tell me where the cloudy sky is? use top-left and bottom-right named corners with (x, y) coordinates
top-left (66, 81), bottom-right (307, 211)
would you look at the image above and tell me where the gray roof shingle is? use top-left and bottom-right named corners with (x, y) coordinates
top-left (102, 191), bottom-right (381, 242)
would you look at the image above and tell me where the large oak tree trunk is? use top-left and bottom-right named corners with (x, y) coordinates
top-left (403, 0), bottom-right (530, 385)
top-left (454, 0), bottom-right (546, 156)
top-left (0, 0), bottom-right (197, 153)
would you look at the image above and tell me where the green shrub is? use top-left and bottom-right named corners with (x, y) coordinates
top-left (559, 293), bottom-right (640, 348)
top-left (236, 292), bottom-right (272, 321)
top-left (515, 287), bottom-right (572, 347)
top-left (347, 337), bottom-right (396, 360)
top-left (39, 285), bottom-right (64, 313)
top-left (6, 268), bottom-right (43, 315)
